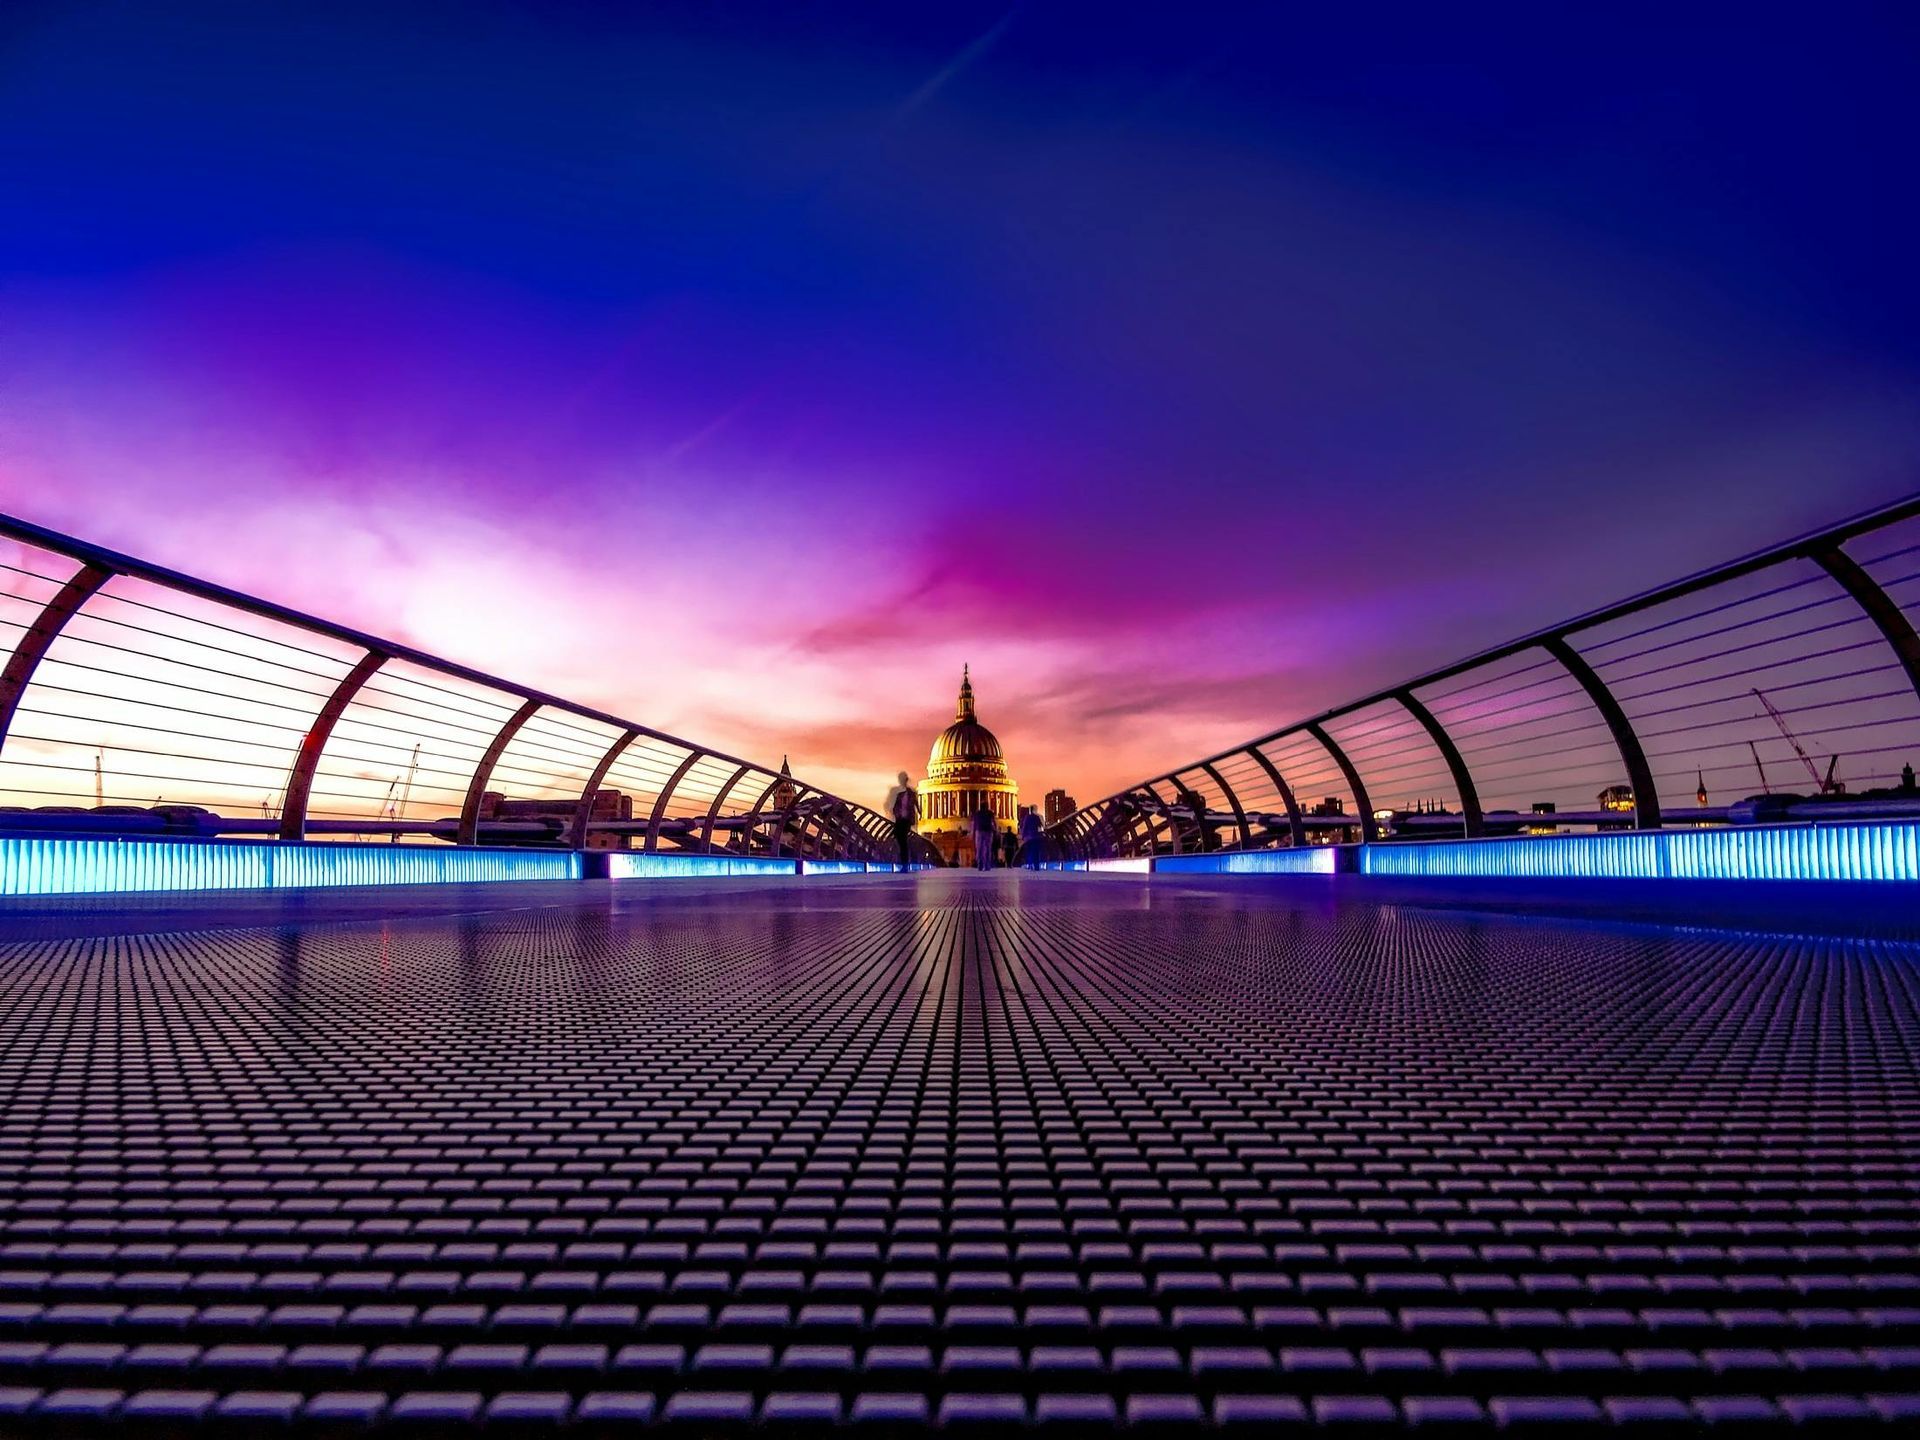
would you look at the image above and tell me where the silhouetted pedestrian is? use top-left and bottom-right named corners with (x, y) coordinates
top-left (884, 772), bottom-right (920, 869)
top-left (1019, 807), bottom-right (1042, 868)
top-left (971, 802), bottom-right (997, 871)
top-left (1000, 827), bottom-right (1018, 869)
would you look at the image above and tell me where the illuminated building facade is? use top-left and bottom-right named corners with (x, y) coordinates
top-left (918, 667), bottom-right (1018, 866)
top-left (1044, 788), bottom-right (1076, 827)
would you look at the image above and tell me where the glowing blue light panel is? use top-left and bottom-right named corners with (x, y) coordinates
top-left (606, 853), bottom-right (801, 879)
top-left (1156, 848), bottom-right (1341, 875)
top-left (0, 836), bottom-right (580, 896)
top-left (796, 860), bottom-right (938, 874)
top-left (1359, 821), bottom-right (1920, 883)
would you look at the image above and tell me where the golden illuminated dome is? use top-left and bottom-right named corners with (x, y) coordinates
top-left (928, 666), bottom-right (1006, 775)
top-left (931, 720), bottom-right (1003, 766)
top-left (917, 667), bottom-right (1019, 862)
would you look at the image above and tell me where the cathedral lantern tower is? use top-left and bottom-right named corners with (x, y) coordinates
top-left (917, 665), bottom-right (1019, 866)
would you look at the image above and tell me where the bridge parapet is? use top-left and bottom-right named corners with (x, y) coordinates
top-left (1056, 495), bottom-right (1920, 860)
top-left (0, 512), bottom-right (935, 867)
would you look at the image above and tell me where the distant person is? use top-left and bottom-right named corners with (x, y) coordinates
top-left (1000, 827), bottom-right (1018, 869)
top-left (971, 802), bottom-right (997, 871)
top-left (1019, 807), bottom-right (1042, 868)
top-left (883, 772), bottom-right (920, 869)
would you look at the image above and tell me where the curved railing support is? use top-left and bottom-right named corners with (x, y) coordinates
top-left (1247, 748), bottom-right (1307, 848)
top-left (700, 765), bottom-right (754, 853)
top-left (840, 805), bottom-right (883, 861)
top-left (768, 786), bottom-right (810, 858)
top-left (1138, 784), bottom-right (1188, 855)
top-left (810, 804), bottom-right (855, 860)
top-left (1119, 797), bottom-right (1155, 855)
top-left (458, 699), bottom-right (542, 845)
top-left (281, 650), bottom-right (387, 841)
top-left (791, 803), bottom-right (830, 859)
top-left (1305, 722), bottom-right (1378, 843)
top-left (1811, 544), bottom-right (1920, 707)
top-left (0, 563), bottom-right (111, 758)
top-left (1395, 689), bottom-right (1484, 837)
top-left (1541, 636), bottom-right (1660, 829)
top-left (643, 749), bottom-right (705, 852)
top-left (1169, 777), bottom-right (1218, 853)
top-left (570, 727), bottom-right (641, 850)
top-left (813, 806), bottom-right (851, 860)
top-left (1200, 761), bottom-right (1251, 850)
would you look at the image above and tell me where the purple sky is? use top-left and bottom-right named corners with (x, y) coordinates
top-left (3, 3), bottom-right (1917, 808)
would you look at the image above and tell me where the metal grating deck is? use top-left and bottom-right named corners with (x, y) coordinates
top-left (0, 871), bottom-right (1915, 1431)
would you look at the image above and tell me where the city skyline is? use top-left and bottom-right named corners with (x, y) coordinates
top-left (3, 5), bottom-right (1917, 806)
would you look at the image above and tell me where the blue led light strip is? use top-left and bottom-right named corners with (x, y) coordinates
top-left (0, 836), bottom-right (580, 896)
top-left (607, 853), bottom-right (801, 879)
top-left (1357, 821), bottom-right (1920, 883)
top-left (1156, 849), bottom-right (1340, 876)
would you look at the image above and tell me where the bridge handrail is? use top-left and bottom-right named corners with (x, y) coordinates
top-left (1054, 492), bottom-right (1920, 859)
top-left (0, 511), bottom-right (933, 864)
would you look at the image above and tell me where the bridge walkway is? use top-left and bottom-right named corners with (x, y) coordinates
top-left (0, 871), bottom-right (1914, 1430)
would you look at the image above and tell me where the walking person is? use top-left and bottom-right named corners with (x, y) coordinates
top-left (1000, 827), bottom-right (1018, 870)
top-left (1019, 806), bottom-right (1042, 869)
top-left (883, 772), bottom-right (919, 870)
top-left (971, 801), bottom-right (997, 871)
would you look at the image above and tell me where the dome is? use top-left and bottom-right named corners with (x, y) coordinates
top-left (930, 718), bottom-right (1003, 769)
top-left (924, 665), bottom-right (1008, 778)
top-left (914, 665), bottom-right (1020, 862)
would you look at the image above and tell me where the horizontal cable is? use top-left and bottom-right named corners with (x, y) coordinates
top-left (1598, 613), bottom-right (1871, 695)
top-left (1625, 655), bottom-right (1902, 727)
top-left (1575, 565), bottom-right (1828, 655)
top-left (61, 599), bottom-right (351, 686)
top-left (39, 628), bottom-right (340, 706)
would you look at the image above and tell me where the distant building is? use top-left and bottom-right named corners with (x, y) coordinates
top-left (1307, 794), bottom-right (1358, 845)
top-left (1044, 788), bottom-right (1076, 827)
top-left (478, 788), bottom-right (632, 849)
top-left (916, 667), bottom-right (1019, 866)
top-left (769, 756), bottom-right (797, 812)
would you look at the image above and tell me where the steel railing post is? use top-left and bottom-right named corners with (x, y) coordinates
top-left (280, 650), bottom-right (387, 841)
top-left (458, 699), bottom-right (542, 845)
top-left (1395, 689), bottom-right (1484, 838)
top-left (1304, 722), bottom-right (1378, 843)
top-left (0, 564), bottom-right (111, 759)
top-left (1541, 636), bottom-right (1661, 830)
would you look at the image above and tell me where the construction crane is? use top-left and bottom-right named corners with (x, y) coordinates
top-left (1752, 688), bottom-right (1845, 795)
top-left (380, 744), bottom-right (423, 836)
top-left (1747, 740), bottom-right (1769, 793)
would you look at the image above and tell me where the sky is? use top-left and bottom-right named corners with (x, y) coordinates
top-left (3, 0), bottom-right (1918, 810)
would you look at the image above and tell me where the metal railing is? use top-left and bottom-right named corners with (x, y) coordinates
top-left (1053, 494), bottom-right (1920, 860)
top-left (0, 512), bottom-right (935, 864)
